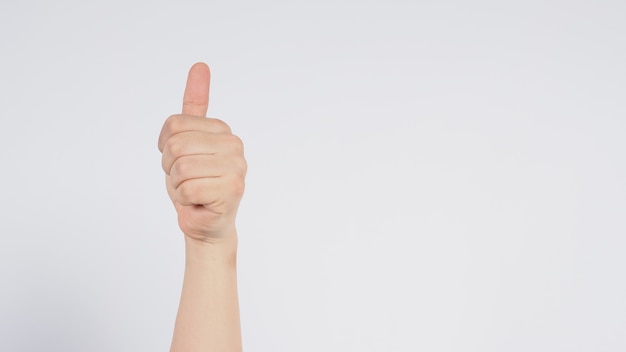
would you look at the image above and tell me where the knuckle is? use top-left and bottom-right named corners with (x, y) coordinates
top-left (209, 118), bottom-right (232, 133)
top-left (165, 114), bottom-right (184, 132)
top-left (236, 157), bottom-right (248, 175)
top-left (227, 134), bottom-right (244, 153)
top-left (160, 115), bottom-right (182, 147)
top-left (166, 137), bottom-right (185, 158)
top-left (161, 156), bottom-right (169, 174)
top-left (172, 157), bottom-right (189, 177)
top-left (178, 182), bottom-right (197, 204)
top-left (170, 159), bottom-right (187, 186)
top-left (229, 175), bottom-right (246, 198)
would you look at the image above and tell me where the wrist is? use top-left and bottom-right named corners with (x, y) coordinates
top-left (184, 233), bottom-right (238, 266)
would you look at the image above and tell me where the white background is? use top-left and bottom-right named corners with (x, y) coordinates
top-left (1, 0), bottom-right (625, 351)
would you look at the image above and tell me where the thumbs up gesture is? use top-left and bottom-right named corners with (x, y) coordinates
top-left (158, 63), bottom-right (246, 243)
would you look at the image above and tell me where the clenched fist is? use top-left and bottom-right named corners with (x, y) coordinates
top-left (158, 63), bottom-right (246, 243)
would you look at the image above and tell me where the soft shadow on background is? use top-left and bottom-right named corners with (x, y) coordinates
top-left (1, 1), bottom-right (625, 351)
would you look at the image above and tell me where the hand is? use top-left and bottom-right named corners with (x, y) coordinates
top-left (158, 63), bottom-right (246, 243)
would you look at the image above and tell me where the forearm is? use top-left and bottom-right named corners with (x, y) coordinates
top-left (162, 63), bottom-right (245, 351)
top-left (170, 235), bottom-right (242, 352)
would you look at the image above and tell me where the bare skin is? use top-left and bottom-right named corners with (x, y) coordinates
top-left (159, 63), bottom-right (246, 352)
